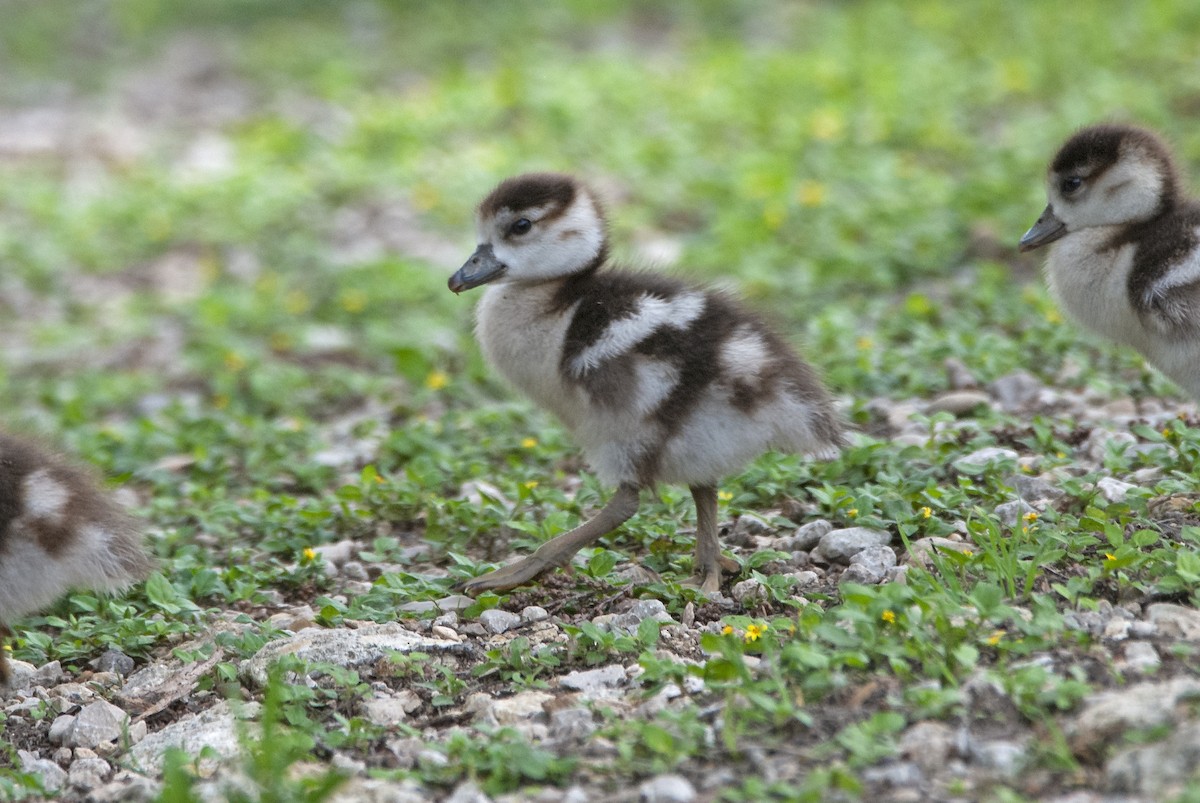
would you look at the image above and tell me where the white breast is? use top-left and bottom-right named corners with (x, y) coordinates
top-left (1047, 228), bottom-right (1200, 398)
top-left (1046, 230), bottom-right (1146, 351)
top-left (475, 283), bottom-right (584, 430)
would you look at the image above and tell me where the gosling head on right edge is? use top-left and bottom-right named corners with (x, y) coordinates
top-left (1020, 123), bottom-right (1200, 398)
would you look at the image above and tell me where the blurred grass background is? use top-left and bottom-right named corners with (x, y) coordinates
top-left (0, 0), bottom-right (1196, 472)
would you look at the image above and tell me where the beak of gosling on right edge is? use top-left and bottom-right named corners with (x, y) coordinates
top-left (1019, 205), bottom-right (1068, 252)
top-left (448, 244), bottom-right (507, 293)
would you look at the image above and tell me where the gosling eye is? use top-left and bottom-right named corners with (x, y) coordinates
top-left (509, 218), bottom-right (532, 236)
top-left (1060, 175), bottom-right (1084, 195)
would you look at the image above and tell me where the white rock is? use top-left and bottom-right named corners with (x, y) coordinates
top-left (48, 714), bottom-right (76, 745)
top-left (730, 578), bottom-right (768, 604)
top-left (925, 390), bottom-right (992, 416)
top-left (395, 689), bottom-right (422, 714)
top-left (312, 539), bottom-right (355, 567)
top-left (431, 625), bottom-right (461, 642)
top-left (34, 661), bottom-right (64, 686)
top-left (988, 370), bottom-right (1043, 412)
top-left (1084, 429), bottom-right (1136, 462)
top-left (479, 609), bottom-right (521, 635)
top-left (994, 499), bottom-right (1035, 527)
top-left (733, 512), bottom-right (772, 536)
top-left (1146, 603), bottom-right (1200, 641)
top-left (1096, 477), bottom-right (1135, 503)
top-left (521, 606), bottom-right (549, 623)
top-left (68, 700), bottom-right (130, 749)
top-left (899, 720), bottom-right (954, 773)
top-left (445, 780), bottom-right (493, 803)
top-left (792, 519), bottom-right (833, 550)
top-left (18, 750), bottom-right (67, 792)
top-left (361, 696), bottom-right (410, 726)
top-left (241, 623), bottom-right (466, 687)
top-left (1121, 642), bottom-right (1160, 674)
top-left (970, 738), bottom-right (1027, 779)
top-left (1069, 677), bottom-right (1200, 756)
top-left (436, 595), bottom-right (476, 612)
top-left (118, 663), bottom-right (179, 710)
top-left (127, 700), bottom-right (253, 775)
top-left (549, 708), bottom-right (596, 742)
top-left (1106, 719), bottom-right (1200, 796)
top-left (560, 665), bottom-right (626, 697)
top-left (2, 659), bottom-right (37, 690)
top-left (814, 527), bottom-right (892, 563)
top-left (486, 691), bottom-right (553, 725)
top-left (68, 756), bottom-right (111, 790)
top-left (638, 773), bottom-right (696, 802)
top-left (788, 570), bottom-right (820, 588)
top-left (954, 447), bottom-right (1019, 473)
top-left (329, 777), bottom-right (429, 803)
top-left (848, 545), bottom-right (897, 583)
top-left (904, 537), bottom-right (974, 568)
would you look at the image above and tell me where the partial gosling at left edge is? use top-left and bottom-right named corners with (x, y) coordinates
top-left (448, 172), bottom-right (846, 595)
top-left (0, 433), bottom-right (152, 685)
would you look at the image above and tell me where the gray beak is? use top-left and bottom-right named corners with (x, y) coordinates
top-left (448, 244), bottom-right (507, 293)
top-left (1019, 205), bottom-right (1068, 252)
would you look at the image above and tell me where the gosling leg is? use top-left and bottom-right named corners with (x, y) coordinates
top-left (690, 485), bottom-right (739, 594)
top-left (458, 483), bottom-right (641, 594)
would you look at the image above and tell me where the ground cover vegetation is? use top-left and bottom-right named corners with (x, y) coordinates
top-left (2, 1), bottom-right (1200, 800)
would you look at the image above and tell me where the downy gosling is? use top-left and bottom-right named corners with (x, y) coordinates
top-left (0, 433), bottom-right (152, 684)
top-left (448, 173), bottom-right (846, 594)
top-left (1020, 123), bottom-right (1200, 398)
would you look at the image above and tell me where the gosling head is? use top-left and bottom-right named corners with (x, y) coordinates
top-left (449, 173), bottom-right (608, 293)
top-left (1020, 124), bottom-right (1181, 252)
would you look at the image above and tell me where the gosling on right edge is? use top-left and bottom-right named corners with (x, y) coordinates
top-left (1021, 123), bottom-right (1200, 399)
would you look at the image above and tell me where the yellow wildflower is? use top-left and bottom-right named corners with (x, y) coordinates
top-left (522, 480), bottom-right (538, 490)
top-left (425, 371), bottom-right (449, 391)
top-left (302, 547), bottom-right (317, 561)
top-left (224, 351), bottom-right (246, 372)
top-left (1023, 511), bottom-right (1039, 523)
top-left (856, 336), bottom-right (873, 351)
top-left (1105, 553), bottom-right (1117, 561)
top-left (881, 610), bottom-right (896, 624)
top-left (796, 180), bottom-right (827, 208)
top-left (521, 437), bottom-right (538, 449)
top-left (284, 289), bottom-right (311, 315)
top-left (722, 625), bottom-right (734, 636)
top-left (340, 289), bottom-right (368, 314)
top-left (810, 108), bottom-right (844, 142)
top-left (744, 624), bottom-right (765, 643)
top-left (846, 508), bottom-right (858, 518)
top-left (718, 490), bottom-right (734, 502)
top-left (920, 506), bottom-right (932, 519)
top-left (985, 630), bottom-right (1004, 646)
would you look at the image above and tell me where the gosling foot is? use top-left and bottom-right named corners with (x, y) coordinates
top-left (456, 555), bottom-right (558, 595)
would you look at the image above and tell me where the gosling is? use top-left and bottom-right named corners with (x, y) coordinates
top-left (0, 433), bottom-right (152, 684)
top-left (448, 172), bottom-right (846, 594)
top-left (1020, 123), bottom-right (1200, 398)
